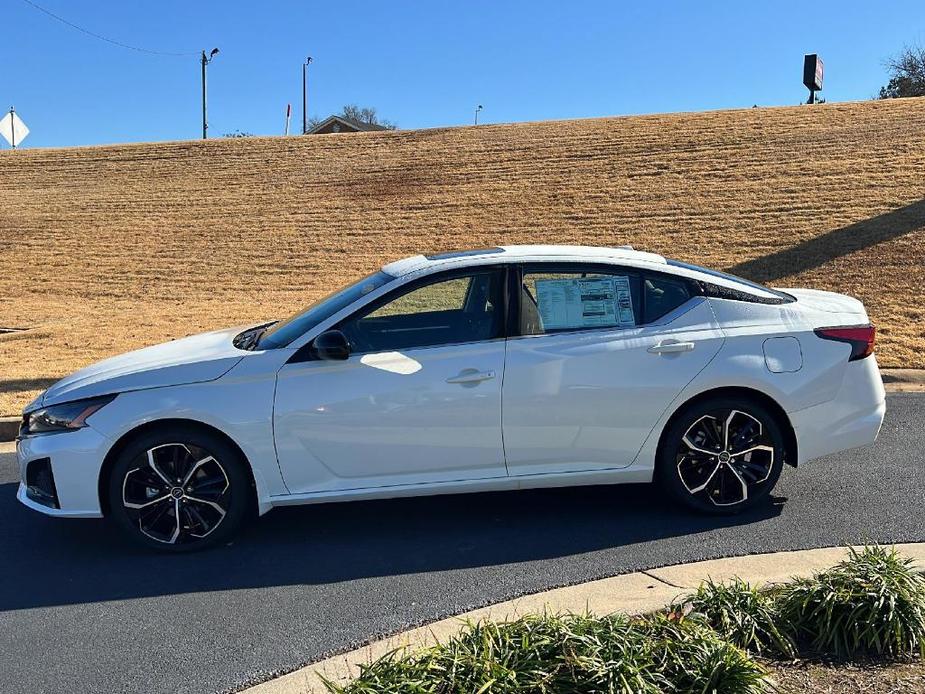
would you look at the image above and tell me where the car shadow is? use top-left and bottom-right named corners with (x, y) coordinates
top-left (0, 480), bottom-right (784, 611)
top-left (727, 197), bottom-right (925, 283)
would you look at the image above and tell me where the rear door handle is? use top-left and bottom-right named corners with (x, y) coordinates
top-left (648, 340), bottom-right (695, 354)
top-left (446, 369), bottom-right (496, 385)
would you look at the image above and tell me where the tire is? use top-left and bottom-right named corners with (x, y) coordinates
top-left (106, 425), bottom-right (253, 552)
top-left (656, 396), bottom-right (785, 515)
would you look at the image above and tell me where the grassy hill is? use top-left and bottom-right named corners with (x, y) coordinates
top-left (2, 98), bottom-right (924, 415)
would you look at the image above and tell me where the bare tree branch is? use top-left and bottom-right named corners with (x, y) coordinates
top-left (879, 44), bottom-right (925, 99)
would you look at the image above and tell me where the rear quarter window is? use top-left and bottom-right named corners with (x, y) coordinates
top-left (643, 275), bottom-right (693, 323)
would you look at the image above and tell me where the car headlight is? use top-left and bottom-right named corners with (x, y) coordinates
top-left (21, 394), bottom-right (117, 436)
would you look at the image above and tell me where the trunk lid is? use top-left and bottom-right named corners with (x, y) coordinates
top-left (781, 288), bottom-right (870, 323)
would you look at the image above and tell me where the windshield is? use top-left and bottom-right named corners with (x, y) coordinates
top-left (258, 270), bottom-right (395, 349)
top-left (665, 260), bottom-right (794, 302)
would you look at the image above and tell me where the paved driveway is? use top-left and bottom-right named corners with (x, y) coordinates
top-left (1, 393), bottom-right (923, 694)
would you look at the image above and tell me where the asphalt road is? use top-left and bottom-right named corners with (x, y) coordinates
top-left (1, 393), bottom-right (923, 694)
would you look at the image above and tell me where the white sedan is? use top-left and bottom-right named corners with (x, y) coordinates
top-left (16, 245), bottom-right (885, 551)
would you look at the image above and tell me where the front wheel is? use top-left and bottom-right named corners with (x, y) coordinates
top-left (107, 426), bottom-right (252, 551)
top-left (657, 397), bottom-right (786, 514)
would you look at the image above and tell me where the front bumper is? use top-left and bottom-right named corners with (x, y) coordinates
top-left (790, 355), bottom-right (886, 465)
top-left (15, 425), bottom-right (110, 518)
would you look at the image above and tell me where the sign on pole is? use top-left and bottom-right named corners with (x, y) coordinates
top-left (0, 108), bottom-right (29, 148)
top-left (803, 54), bottom-right (824, 104)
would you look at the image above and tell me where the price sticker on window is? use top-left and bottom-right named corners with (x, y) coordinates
top-left (535, 276), bottom-right (635, 330)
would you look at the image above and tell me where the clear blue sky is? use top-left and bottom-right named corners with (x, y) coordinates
top-left (6, 0), bottom-right (925, 148)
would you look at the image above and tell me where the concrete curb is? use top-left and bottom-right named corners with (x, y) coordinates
top-left (880, 368), bottom-right (925, 392)
top-left (0, 417), bottom-right (18, 442)
top-left (242, 543), bottom-right (925, 694)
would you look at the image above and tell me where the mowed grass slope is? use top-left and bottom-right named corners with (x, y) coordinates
top-left (1, 98), bottom-right (924, 415)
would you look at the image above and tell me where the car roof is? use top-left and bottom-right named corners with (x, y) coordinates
top-left (381, 244), bottom-right (667, 277)
top-left (380, 244), bottom-right (784, 301)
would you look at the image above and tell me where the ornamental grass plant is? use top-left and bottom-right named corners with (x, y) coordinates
top-left (326, 546), bottom-right (925, 693)
top-left (777, 545), bottom-right (925, 659)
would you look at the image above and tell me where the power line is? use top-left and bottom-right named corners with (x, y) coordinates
top-left (20, 0), bottom-right (198, 57)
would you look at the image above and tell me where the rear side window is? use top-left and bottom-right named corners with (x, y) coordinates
top-left (521, 268), bottom-right (641, 335)
top-left (643, 275), bottom-right (692, 323)
top-left (337, 270), bottom-right (505, 353)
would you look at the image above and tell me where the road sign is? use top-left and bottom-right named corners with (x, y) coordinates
top-left (0, 109), bottom-right (29, 147)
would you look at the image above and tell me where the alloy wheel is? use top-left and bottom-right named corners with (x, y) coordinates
top-left (121, 443), bottom-right (230, 545)
top-left (675, 409), bottom-right (775, 507)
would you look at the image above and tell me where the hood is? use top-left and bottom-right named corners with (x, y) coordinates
top-left (37, 326), bottom-right (249, 409)
top-left (780, 288), bottom-right (867, 316)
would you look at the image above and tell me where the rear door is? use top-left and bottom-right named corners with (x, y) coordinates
top-left (273, 267), bottom-right (510, 494)
top-left (502, 263), bottom-right (725, 476)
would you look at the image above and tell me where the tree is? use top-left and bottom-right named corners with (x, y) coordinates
top-left (223, 130), bottom-right (254, 138)
top-left (878, 44), bottom-right (925, 99)
top-left (307, 104), bottom-right (397, 131)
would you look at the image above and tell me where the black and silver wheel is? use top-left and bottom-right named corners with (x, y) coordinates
top-left (107, 426), bottom-right (252, 551)
top-left (657, 396), bottom-right (785, 514)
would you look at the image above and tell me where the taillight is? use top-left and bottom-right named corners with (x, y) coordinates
top-left (814, 325), bottom-right (876, 361)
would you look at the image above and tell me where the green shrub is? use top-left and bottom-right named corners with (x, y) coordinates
top-left (778, 545), bottom-right (925, 658)
top-left (326, 612), bottom-right (771, 693)
top-left (326, 613), bottom-right (667, 693)
top-left (671, 577), bottom-right (795, 657)
top-left (641, 614), bottom-right (770, 694)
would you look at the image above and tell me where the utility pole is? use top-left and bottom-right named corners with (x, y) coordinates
top-left (302, 56), bottom-right (312, 134)
top-left (474, 104), bottom-right (483, 125)
top-left (201, 48), bottom-right (220, 139)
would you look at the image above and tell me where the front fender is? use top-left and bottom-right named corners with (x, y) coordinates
top-left (87, 355), bottom-right (290, 513)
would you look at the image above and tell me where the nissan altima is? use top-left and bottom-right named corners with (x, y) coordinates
top-left (16, 245), bottom-right (885, 551)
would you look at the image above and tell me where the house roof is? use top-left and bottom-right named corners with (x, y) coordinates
top-left (306, 115), bottom-right (389, 134)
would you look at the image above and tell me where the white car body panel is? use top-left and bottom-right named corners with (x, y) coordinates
top-left (502, 298), bottom-right (724, 475)
top-left (273, 340), bottom-right (507, 493)
top-left (15, 245), bottom-right (886, 521)
top-left (40, 326), bottom-right (248, 407)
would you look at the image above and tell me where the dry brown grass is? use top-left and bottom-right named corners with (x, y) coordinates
top-left (2, 98), bottom-right (924, 415)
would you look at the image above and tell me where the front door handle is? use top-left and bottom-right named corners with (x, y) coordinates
top-left (446, 369), bottom-right (496, 385)
top-left (648, 340), bottom-right (695, 354)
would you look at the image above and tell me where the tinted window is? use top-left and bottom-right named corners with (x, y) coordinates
top-left (666, 259), bottom-right (794, 303)
top-left (643, 275), bottom-right (692, 323)
top-left (520, 268), bottom-right (641, 335)
top-left (259, 271), bottom-right (395, 349)
top-left (338, 270), bottom-right (505, 353)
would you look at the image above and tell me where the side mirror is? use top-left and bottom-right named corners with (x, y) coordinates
top-left (311, 330), bottom-right (350, 361)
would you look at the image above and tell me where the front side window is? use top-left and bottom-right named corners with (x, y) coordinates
top-left (338, 270), bottom-right (505, 353)
top-left (259, 270), bottom-right (395, 349)
top-left (520, 268), bottom-right (642, 336)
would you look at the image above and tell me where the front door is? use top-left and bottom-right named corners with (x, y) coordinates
top-left (273, 268), bottom-right (509, 494)
top-left (502, 264), bottom-right (724, 476)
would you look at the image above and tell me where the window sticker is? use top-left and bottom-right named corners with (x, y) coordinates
top-left (535, 276), bottom-right (635, 331)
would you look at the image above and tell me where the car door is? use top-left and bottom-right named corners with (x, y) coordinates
top-left (502, 263), bottom-right (724, 476)
top-left (273, 267), bottom-right (509, 494)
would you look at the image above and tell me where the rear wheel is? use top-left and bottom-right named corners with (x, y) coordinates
top-left (657, 396), bottom-right (785, 514)
top-left (107, 426), bottom-right (252, 551)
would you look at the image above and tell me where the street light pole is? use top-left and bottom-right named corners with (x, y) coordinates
top-left (201, 48), bottom-right (220, 139)
top-left (474, 104), bottom-right (483, 125)
top-left (302, 56), bottom-right (312, 134)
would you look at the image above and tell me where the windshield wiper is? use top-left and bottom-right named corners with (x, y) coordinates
top-left (234, 322), bottom-right (276, 351)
